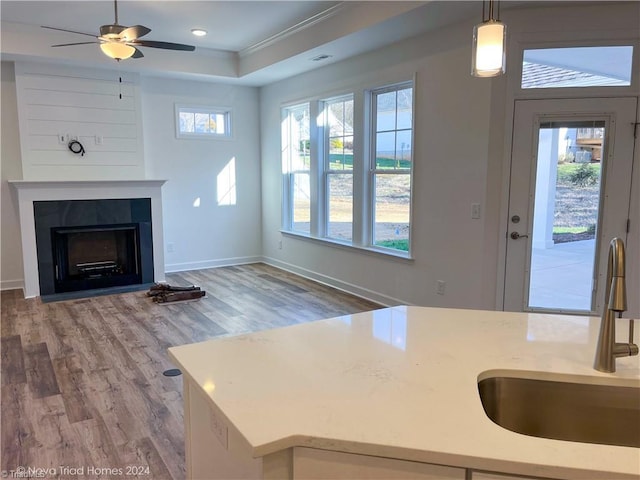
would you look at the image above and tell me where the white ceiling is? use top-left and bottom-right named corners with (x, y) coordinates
top-left (0, 1), bottom-right (544, 85)
top-left (1, 1), bottom-right (340, 52)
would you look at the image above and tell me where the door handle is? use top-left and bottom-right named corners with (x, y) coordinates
top-left (510, 232), bottom-right (529, 240)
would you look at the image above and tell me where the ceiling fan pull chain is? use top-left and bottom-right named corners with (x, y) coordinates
top-left (116, 59), bottom-right (123, 100)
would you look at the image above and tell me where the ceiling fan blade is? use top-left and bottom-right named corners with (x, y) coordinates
top-left (131, 40), bottom-right (195, 51)
top-left (121, 25), bottom-right (151, 41)
top-left (42, 25), bottom-right (97, 38)
top-left (131, 48), bottom-right (144, 59)
top-left (51, 42), bottom-right (99, 47)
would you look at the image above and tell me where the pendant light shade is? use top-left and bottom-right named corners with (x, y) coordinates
top-left (471, 1), bottom-right (506, 77)
top-left (100, 41), bottom-right (136, 60)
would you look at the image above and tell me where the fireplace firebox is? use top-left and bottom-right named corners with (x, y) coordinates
top-left (52, 224), bottom-right (142, 293)
top-left (34, 198), bottom-right (154, 297)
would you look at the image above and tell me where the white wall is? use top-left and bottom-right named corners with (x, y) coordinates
top-left (14, 63), bottom-right (145, 180)
top-left (1, 62), bottom-right (25, 290)
top-left (3, 2), bottom-right (637, 308)
top-left (140, 77), bottom-right (262, 271)
top-left (260, 2), bottom-right (640, 310)
top-left (1, 65), bottom-right (262, 288)
top-left (259, 22), bottom-right (501, 308)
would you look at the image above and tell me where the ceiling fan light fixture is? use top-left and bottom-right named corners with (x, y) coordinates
top-left (100, 41), bottom-right (136, 60)
top-left (44, 0), bottom-right (195, 59)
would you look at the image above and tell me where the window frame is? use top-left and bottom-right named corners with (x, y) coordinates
top-left (509, 35), bottom-right (640, 100)
top-left (279, 79), bottom-right (416, 261)
top-left (175, 104), bottom-right (233, 139)
top-left (322, 94), bottom-right (355, 243)
top-left (281, 102), bottom-right (312, 235)
top-left (520, 45), bottom-right (635, 90)
top-left (367, 81), bottom-right (415, 256)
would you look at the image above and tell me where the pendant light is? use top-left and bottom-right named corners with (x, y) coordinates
top-left (471, 0), bottom-right (506, 77)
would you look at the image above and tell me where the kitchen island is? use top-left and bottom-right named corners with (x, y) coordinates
top-left (168, 306), bottom-right (640, 479)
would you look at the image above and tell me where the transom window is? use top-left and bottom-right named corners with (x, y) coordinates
top-left (176, 105), bottom-right (231, 138)
top-left (521, 46), bottom-right (634, 89)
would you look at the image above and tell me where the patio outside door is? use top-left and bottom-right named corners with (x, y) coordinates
top-left (503, 97), bottom-right (637, 314)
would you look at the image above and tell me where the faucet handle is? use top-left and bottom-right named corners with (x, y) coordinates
top-left (626, 319), bottom-right (639, 356)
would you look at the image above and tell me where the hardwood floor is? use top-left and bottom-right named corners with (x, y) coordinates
top-left (0, 263), bottom-right (381, 479)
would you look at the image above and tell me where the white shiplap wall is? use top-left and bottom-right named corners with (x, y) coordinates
top-left (14, 62), bottom-right (145, 180)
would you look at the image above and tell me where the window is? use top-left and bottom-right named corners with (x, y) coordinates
top-left (521, 46), bottom-right (633, 89)
top-left (324, 95), bottom-right (354, 242)
top-left (176, 105), bottom-right (231, 138)
top-left (370, 84), bottom-right (413, 252)
top-left (282, 103), bottom-right (311, 234)
top-left (280, 81), bottom-right (413, 258)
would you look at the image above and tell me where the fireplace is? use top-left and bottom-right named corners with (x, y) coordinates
top-left (33, 198), bottom-right (155, 296)
top-left (52, 224), bottom-right (142, 293)
top-left (11, 180), bottom-right (166, 299)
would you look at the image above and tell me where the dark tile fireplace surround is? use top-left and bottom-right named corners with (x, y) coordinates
top-left (34, 198), bottom-right (154, 296)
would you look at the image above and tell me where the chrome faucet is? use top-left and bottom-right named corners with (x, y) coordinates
top-left (594, 237), bottom-right (638, 373)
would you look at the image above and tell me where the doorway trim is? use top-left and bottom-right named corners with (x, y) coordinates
top-left (502, 98), bottom-right (636, 314)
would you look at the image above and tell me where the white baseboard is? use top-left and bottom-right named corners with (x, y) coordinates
top-left (2, 257), bottom-right (404, 307)
top-left (165, 256), bottom-right (263, 273)
top-left (166, 255), bottom-right (403, 307)
top-left (0, 279), bottom-right (24, 292)
top-left (262, 256), bottom-right (406, 307)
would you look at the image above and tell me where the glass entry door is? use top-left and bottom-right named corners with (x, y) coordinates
top-left (503, 98), bottom-right (637, 314)
top-left (527, 120), bottom-right (605, 311)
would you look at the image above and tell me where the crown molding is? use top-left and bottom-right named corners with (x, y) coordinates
top-left (239, 3), bottom-right (348, 58)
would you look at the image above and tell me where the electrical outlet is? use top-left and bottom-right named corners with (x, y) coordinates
top-left (58, 134), bottom-right (67, 145)
top-left (95, 135), bottom-right (103, 145)
top-left (167, 242), bottom-right (175, 253)
top-left (436, 280), bottom-right (446, 295)
top-left (471, 203), bottom-right (481, 219)
top-left (278, 240), bottom-right (283, 250)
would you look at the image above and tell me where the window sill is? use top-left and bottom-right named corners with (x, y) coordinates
top-left (280, 231), bottom-right (415, 263)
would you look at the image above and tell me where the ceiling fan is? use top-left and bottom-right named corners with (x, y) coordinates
top-left (42, 0), bottom-right (196, 61)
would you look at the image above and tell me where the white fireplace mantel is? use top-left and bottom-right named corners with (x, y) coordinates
top-left (10, 179), bottom-right (167, 298)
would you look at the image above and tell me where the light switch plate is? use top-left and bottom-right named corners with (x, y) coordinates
top-left (471, 203), bottom-right (481, 219)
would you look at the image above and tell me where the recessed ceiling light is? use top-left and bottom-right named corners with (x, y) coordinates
top-left (191, 29), bottom-right (207, 37)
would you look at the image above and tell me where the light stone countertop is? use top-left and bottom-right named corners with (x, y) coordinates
top-left (168, 306), bottom-right (640, 479)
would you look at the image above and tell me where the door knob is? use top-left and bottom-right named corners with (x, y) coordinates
top-left (510, 232), bottom-right (529, 240)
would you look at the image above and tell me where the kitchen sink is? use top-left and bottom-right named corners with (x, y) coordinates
top-left (478, 374), bottom-right (640, 448)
